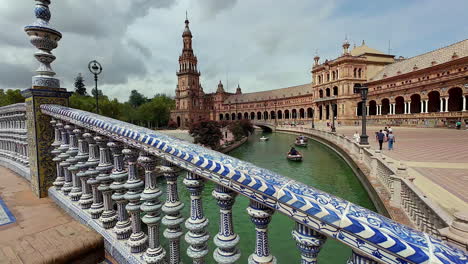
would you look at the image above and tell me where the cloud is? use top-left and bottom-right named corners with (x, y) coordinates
top-left (0, 0), bottom-right (466, 102)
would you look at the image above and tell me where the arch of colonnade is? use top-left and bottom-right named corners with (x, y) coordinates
top-left (357, 86), bottom-right (467, 116)
top-left (218, 107), bottom-right (315, 121)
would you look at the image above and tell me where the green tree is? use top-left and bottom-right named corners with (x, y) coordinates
top-left (0, 89), bottom-right (25, 106)
top-left (74, 73), bottom-right (87, 95)
top-left (189, 120), bottom-right (222, 150)
top-left (129, 90), bottom-right (147, 108)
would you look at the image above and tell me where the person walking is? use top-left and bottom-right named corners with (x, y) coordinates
top-left (377, 130), bottom-right (385, 150)
top-left (387, 131), bottom-right (395, 150)
top-left (353, 131), bottom-right (360, 143)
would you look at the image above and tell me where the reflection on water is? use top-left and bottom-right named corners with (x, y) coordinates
top-left (158, 131), bottom-right (375, 263)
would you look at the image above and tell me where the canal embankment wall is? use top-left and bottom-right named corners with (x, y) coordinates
top-left (273, 126), bottom-right (464, 249)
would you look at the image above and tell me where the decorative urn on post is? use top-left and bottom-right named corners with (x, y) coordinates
top-left (22, 0), bottom-right (72, 197)
top-left (24, 0), bottom-right (62, 89)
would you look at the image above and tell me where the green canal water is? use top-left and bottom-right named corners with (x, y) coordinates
top-left (159, 131), bottom-right (376, 263)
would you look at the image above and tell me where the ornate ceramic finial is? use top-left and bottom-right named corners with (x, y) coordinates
top-left (24, 0), bottom-right (62, 88)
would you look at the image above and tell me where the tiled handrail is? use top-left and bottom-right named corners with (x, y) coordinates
top-left (0, 103), bottom-right (29, 180)
top-left (41, 104), bottom-right (468, 264)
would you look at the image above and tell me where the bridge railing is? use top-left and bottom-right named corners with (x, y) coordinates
top-left (40, 104), bottom-right (467, 264)
top-left (277, 125), bottom-right (467, 249)
top-left (0, 103), bottom-right (30, 180)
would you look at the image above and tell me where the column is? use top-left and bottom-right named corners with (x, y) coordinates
top-left (355, 106), bottom-right (358, 116)
top-left (161, 160), bottom-right (184, 264)
top-left (292, 223), bottom-right (326, 263)
top-left (347, 250), bottom-right (378, 264)
top-left (247, 200), bottom-right (276, 264)
top-left (463, 96), bottom-right (467, 111)
top-left (22, 0), bottom-right (72, 197)
top-left (440, 98), bottom-right (444, 112)
top-left (392, 103), bottom-right (396, 115)
top-left (109, 141), bottom-right (132, 240)
top-left (424, 100), bottom-right (429, 113)
top-left (139, 153), bottom-right (166, 263)
top-left (87, 135), bottom-right (104, 219)
top-left (184, 171), bottom-right (210, 263)
top-left (69, 128), bottom-right (88, 201)
top-left (445, 98), bottom-right (449, 112)
top-left (95, 136), bottom-right (117, 229)
top-left (61, 124), bottom-right (78, 195)
top-left (124, 148), bottom-right (148, 253)
top-left (408, 102), bottom-right (411, 114)
top-left (51, 120), bottom-right (64, 190)
top-left (366, 106), bottom-right (369, 116)
top-left (77, 132), bottom-right (98, 209)
top-left (213, 185), bottom-right (241, 264)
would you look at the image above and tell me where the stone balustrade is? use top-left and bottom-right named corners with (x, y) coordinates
top-left (0, 103), bottom-right (29, 180)
top-left (40, 104), bottom-right (467, 264)
top-left (276, 124), bottom-right (468, 252)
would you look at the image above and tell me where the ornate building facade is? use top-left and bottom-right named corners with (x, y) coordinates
top-left (171, 19), bottom-right (468, 128)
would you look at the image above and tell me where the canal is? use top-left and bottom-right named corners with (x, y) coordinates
top-left (162, 131), bottom-right (376, 263)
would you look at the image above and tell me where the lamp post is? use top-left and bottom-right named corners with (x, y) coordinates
top-left (235, 98), bottom-right (238, 120)
top-left (88, 60), bottom-right (103, 114)
top-left (354, 83), bottom-right (369, 145)
top-left (331, 103), bottom-right (336, 133)
top-left (311, 108), bottom-right (315, 129)
top-left (263, 102), bottom-right (267, 122)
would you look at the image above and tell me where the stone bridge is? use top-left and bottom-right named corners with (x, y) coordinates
top-left (0, 0), bottom-right (466, 263)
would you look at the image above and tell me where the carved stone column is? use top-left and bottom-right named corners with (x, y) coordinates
top-left (77, 132), bottom-right (97, 209)
top-left (53, 121), bottom-right (68, 190)
top-left (139, 153), bottom-right (166, 263)
top-left (95, 135), bottom-right (116, 229)
top-left (161, 160), bottom-right (184, 264)
top-left (51, 119), bottom-right (64, 190)
top-left (69, 128), bottom-right (88, 201)
top-left (292, 223), bottom-right (326, 264)
top-left (347, 250), bottom-right (378, 264)
top-left (109, 141), bottom-right (131, 240)
top-left (247, 200), bottom-right (276, 264)
top-left (86, 134), bottom-right (103, 219)
top-left (184, 171), bottom-right (210, 263)
top-left (213, 185), bottom-right (240, 264)
top-left (124, 148), bottom-right (148, 253)
top-left (61, 124), bottom-right (78, 195)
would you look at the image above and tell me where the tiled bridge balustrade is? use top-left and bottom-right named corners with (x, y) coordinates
top-left (0, 103), bottom-right (29, 180)
top-left (39, 104), bottom-right (468, 264)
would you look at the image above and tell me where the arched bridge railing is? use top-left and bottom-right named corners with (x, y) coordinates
top-left (40, 104), bottom-right (467, 264)
top-left (0, 103), bottom-right (29, 180)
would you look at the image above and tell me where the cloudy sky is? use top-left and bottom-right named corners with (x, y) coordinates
top-left (1, 0), bottom-right (467, 101)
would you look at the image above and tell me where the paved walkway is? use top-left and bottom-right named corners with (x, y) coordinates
top-left (0, 167), bottom-right (103, 264)
top-left (311, 124), bottom-right (468, 215)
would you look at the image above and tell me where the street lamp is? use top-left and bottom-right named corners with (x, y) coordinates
top-left (354, 83), bottom-right (369, 145)
top-left (311, 108), bottom-right (315, 129)
top-left (273, 99), bottom-right (277, 126)
top-left (88, 60), bottom-right (102, 114)
top-left (331, 103), bottom-right (336, 133)
top-left (263, 102), bottom-right (267, 122)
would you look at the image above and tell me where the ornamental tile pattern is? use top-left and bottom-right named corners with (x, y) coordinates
top-left (0, 198), bottom-right (16, 226)
top-left (40, 104), bottom-right (468, 264)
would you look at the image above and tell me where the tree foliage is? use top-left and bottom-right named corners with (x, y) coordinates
top-left (0, 89), bottom-right (25, 107)
top-left (69, 91), bottom-right (174, 129)
top-left (228, 119), bottom-right (254, 141)
top-left (189, 120), bottom-right (222, 150)
top-left (129, 90), bottom-right (148, 108)
top-left (74, 73), bottom-right (87, 95)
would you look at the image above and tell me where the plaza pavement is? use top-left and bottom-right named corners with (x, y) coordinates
top-left (0, 167), bottom-right (103, 264)
top-left (312, 124), bottom-right (468, 215)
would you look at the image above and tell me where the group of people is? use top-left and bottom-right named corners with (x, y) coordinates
top-left (353, 126), bottom-right (396, 151)
top-left (375, 127), bottom-right (396, 151)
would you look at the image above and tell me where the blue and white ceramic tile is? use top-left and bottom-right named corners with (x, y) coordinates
top-left (0, 198), bottom-right (15, 226)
